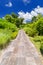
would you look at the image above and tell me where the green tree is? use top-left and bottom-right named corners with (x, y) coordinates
top-left (32, 16), bottom-right (37, 22)
top-left (14, 18), bottom-right (24, 28)
top-left (11, 12), bottom-right (18, 18)
top-left (37, 14), bottom-right (42, 19)
top-left (40, 42), bottom-right (43, 55)
top-left (5, 15), bottom-right (12, 22)
top-left (36, 17), bottom-right (43, 35)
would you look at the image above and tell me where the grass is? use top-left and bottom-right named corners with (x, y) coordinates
top-left (0, 29), bottom-right (18, 49)
top-left (30, 36), bottom-right (43, 52)
top-left (0, 33), bottom-right (10, 49)
top-left (11, 31), bottom-right (18, 39)
top-left (30, 36), bottom-right (43, 63)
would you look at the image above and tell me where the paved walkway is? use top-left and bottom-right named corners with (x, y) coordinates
top-left (0, 30), bottom-right (42, 65)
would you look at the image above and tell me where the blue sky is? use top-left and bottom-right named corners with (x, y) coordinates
top-left (0, 0), bottom-right (43, 18)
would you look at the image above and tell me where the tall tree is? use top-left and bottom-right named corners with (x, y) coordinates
top-left (11, 12), bottom-right (18, 18)
top-left (32, 16), bottom-right (37, 22)
top-left (15, 18), bottom-right (24, 28)
top-left (5, 15), bottom-right (12, 22)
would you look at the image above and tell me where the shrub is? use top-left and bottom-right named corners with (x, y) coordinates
top-left (0, 32), bottom-right (11, 49)
top-left (11, 31), bottom-right (18, 39)
top-left (40, 42), bottom-right (43, 55)
top-left (30, 36), bottom-right (41, 51)
top-left (0, 18), bottom-right (18, 32)
top-left (33, 36), bottom-right (42, 42)
top-left (0, 29), bottom-right (18, 49)
top-left (36, 18), bottom-right (43, 35)
top-left (24, 26), bottom-right (37, 37)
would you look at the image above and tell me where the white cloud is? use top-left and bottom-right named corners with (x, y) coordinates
top-left (18, 11), bottom-right (32, 23)
top-left (31, 10), bottom-right (38, 16)
top-left (34, 6), bottom-right (43, 15)
top-left (18, 5), bottom-right (43, 23)
top-left (18, 11), bottom-right (25, 18)
top-left (23, 0), bottom-right (31, 5)
top-left (5, 2), bottom-right (12, 7)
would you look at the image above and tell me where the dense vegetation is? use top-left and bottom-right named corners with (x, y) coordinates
top-left (0, 12), bottom-right (43, 55)
top-left (23, 14), bottom-right (43, 55)
top-left (0, 13), bottom-right (23, 49)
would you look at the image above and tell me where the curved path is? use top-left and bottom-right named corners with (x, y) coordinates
top-left (0, 30), bottom-right (42, 65)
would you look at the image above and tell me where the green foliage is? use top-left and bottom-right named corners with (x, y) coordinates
top-left (32, 36), bottom-right (43, 42)
top-left (23, 14), bottom-right (43, 55)
top-left (32, 16), bottom-right (37, 22)
top-left (11, 31), bottom-right (18, 39)
top-left (24, 27), bottom-right (37, 37)
top-left (30, 36), bottom-right (43, 53)
top-left (0, 12), bottom-right (24, 49)
top-left (0, 12), bottom-right (43, 51)
top-left (37, 14), bottom-right (43, 20)
top-left (23, 22), bottom-right (38, 37)
top-left (11, 12), bottom-right (18, 18)
top-left (0, 18), bottom-right (18, 32)
top-left (5, 13), bottom-right (24, 28)
top-left (0, 13), bottom-right (19, 49)
top-left (5, 15), bottom-right (12, 22)
top-left (30, 36), bottom-right (41, 52)
top-left (40, 42), bottom-right (43, 55)
top-left (0, 30), bottom-right (11, 49)
top-left (36, 18), bottom-right (43, 35)
top-left (0, 29), bottom-right (18, 49)
top-left (23, 15), bottom-right (43, 36)
top-left (14, 18), bottom-right (24, 28)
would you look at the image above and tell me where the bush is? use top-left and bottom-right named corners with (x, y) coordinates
top-left (33, 36), bottom-right (42, 42)
top-left (0, 29), bottom-right (18, 49)
top-left (0, 32), bottom-right (11, 49)
top-left (11, 31), bottom-right (18, 39)
top-left (0, 18), bottom-right (18, 49)
top-left (0, 18), bottom-right (18, 32)
top-left (23, 17), bottom-right (43, 36)
top-left (30, 36), bottom-right (41, 51)
top-left (36, 18), bottom-right (43, 35)
top-left (40, 42), bottom-right (43, 55)
top-left (24, 26), bottom-right (37, 37)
